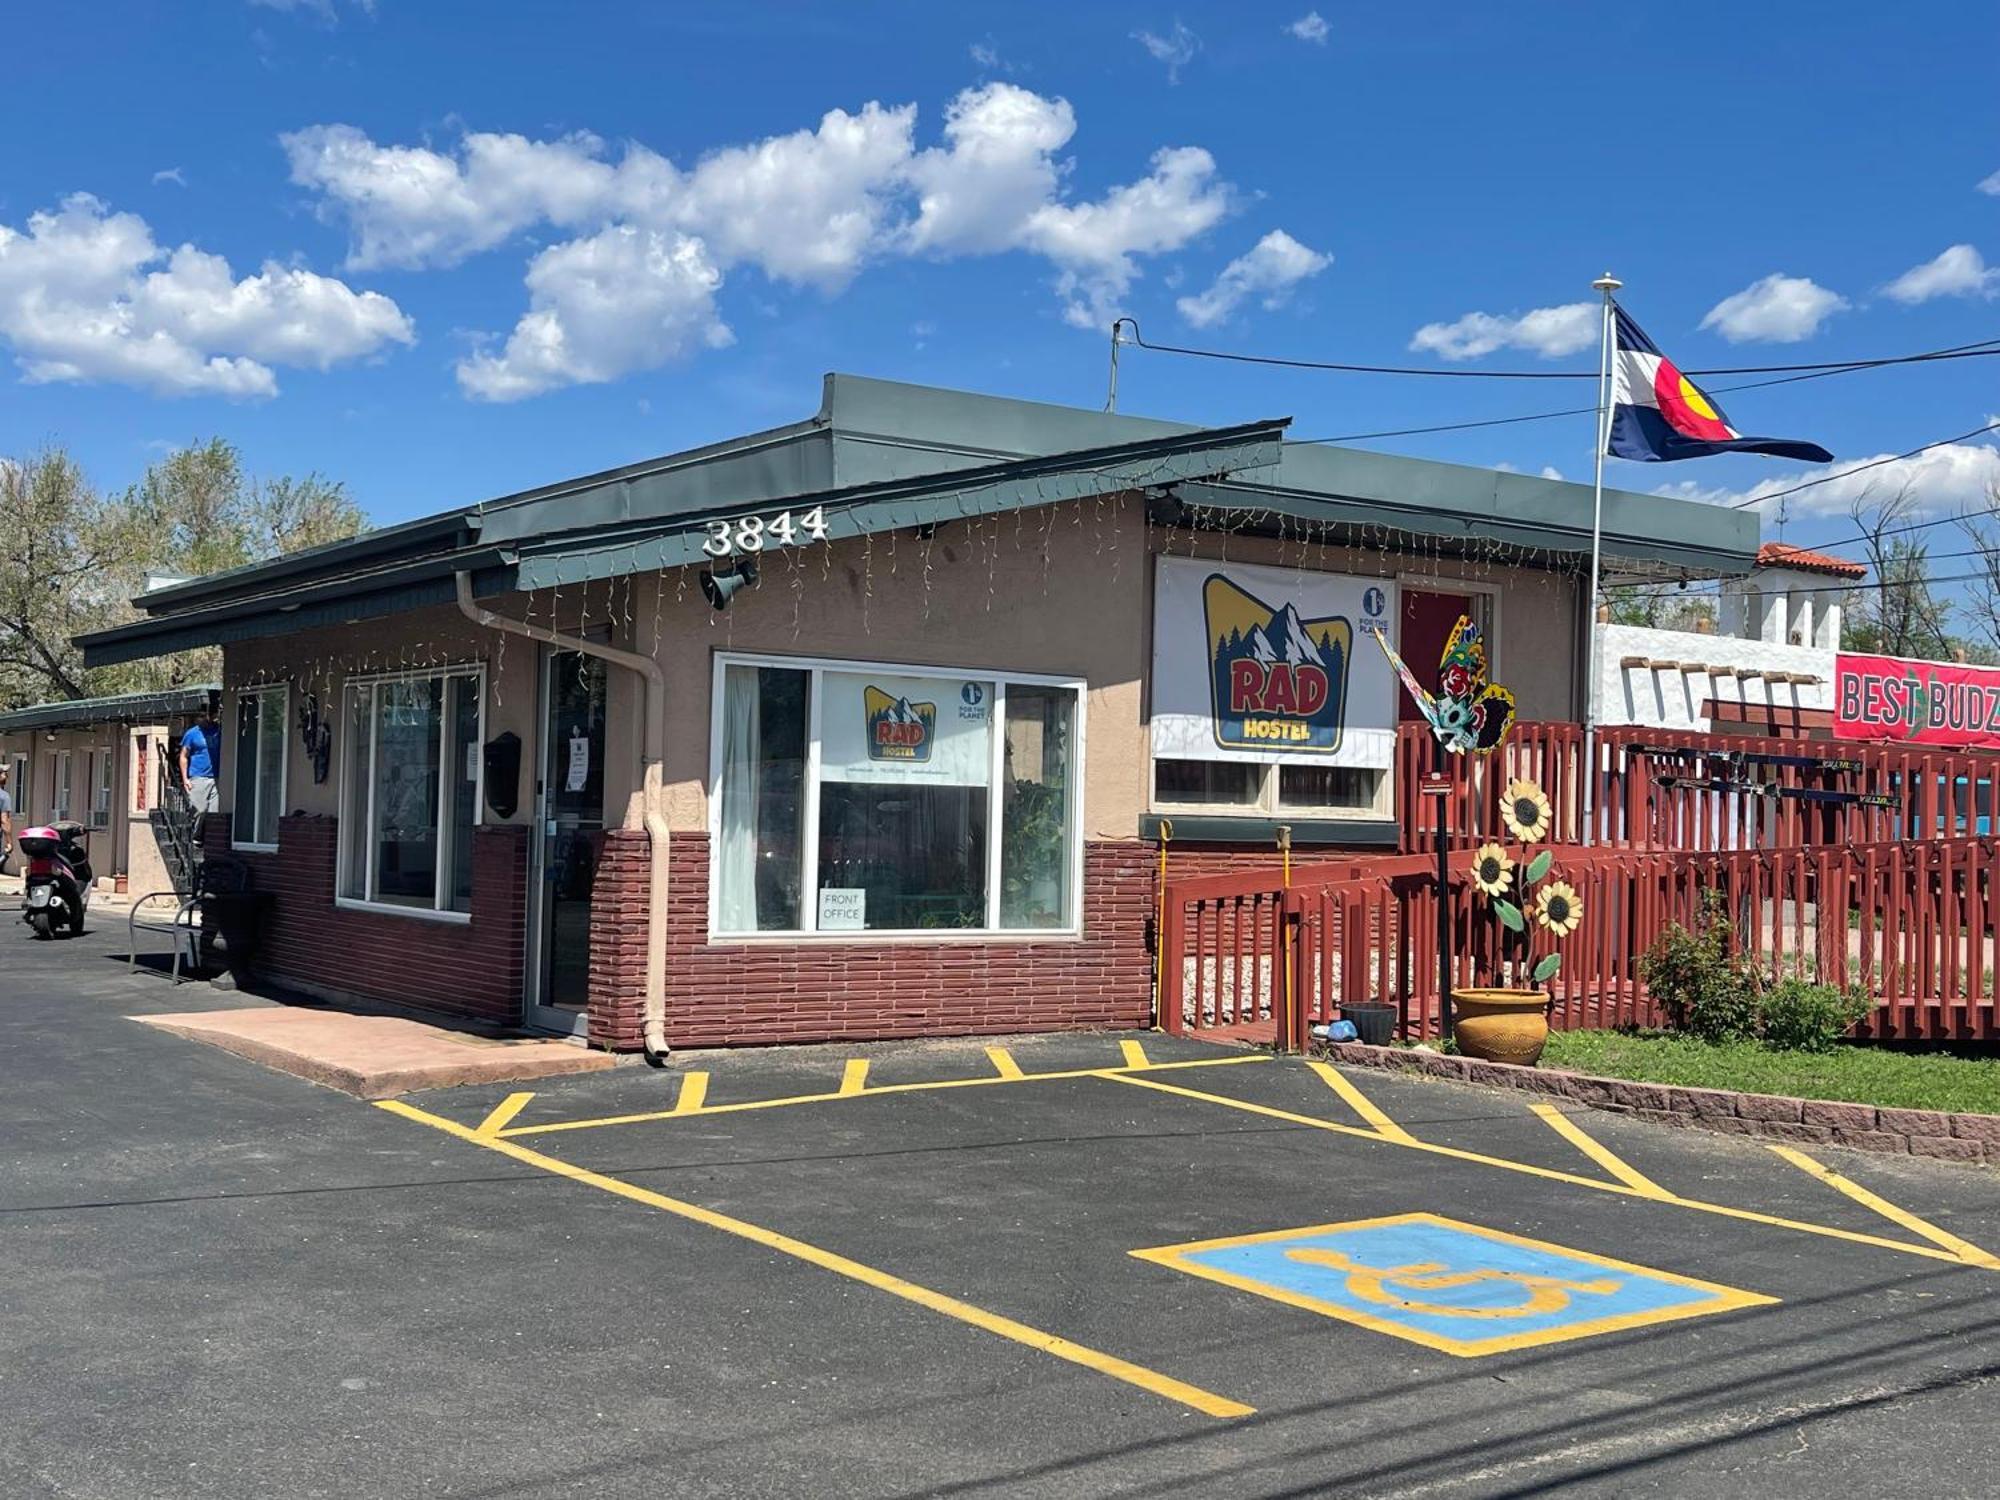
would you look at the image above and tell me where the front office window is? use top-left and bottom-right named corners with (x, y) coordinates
top-left (713, 656), bottom-right (1081, 936)
top-left (338, 669), bottom-right (484, 916)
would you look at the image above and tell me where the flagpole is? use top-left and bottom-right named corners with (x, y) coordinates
top-left (1581, 272), bottom-right (1621, 847)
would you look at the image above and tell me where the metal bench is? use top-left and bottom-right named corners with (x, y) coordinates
top-left (128, 857), bottom-right (252, 984)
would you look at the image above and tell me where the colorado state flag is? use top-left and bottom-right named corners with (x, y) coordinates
top-left (1608, 307), bottom-right (1832, 464)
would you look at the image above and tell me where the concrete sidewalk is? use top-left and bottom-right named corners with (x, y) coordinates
top-left (135, 1005), bottom-right (621, 1098)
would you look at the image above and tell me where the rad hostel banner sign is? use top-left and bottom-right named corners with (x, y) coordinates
top-left (1834, 652), bottom-right (2000, 749)
top-left (1151, 556), bottom-right (1397, 768)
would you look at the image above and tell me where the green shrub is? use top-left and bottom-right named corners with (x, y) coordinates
top-left (1640, 891), bottom-right (1760, 1043)
top-left (1757, 977), bottom-right (1871, 1053)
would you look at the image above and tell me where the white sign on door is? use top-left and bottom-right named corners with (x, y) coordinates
top-left (565, 735), bottom-right (590, 792)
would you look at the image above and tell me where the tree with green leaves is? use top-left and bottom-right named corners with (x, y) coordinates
top-left (0, 438), bottom-right (367, 708)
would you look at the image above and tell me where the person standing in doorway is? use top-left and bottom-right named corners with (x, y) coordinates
top-left (0, 763), bottom-right (14, 874)
top-left (180, 713), bottom-right (221, 814)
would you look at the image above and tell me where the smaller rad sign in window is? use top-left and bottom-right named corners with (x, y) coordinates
top-left (819, 671), bottom-right (992, 786)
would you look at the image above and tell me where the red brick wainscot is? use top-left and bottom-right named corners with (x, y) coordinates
top-left (587, 833), bottom-right (1157, 1049)
top-left (202, 813), bottom-right (528, 1026)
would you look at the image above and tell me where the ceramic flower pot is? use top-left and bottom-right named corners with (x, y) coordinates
top-left (1450, 987), bottom-right (1551, 1066)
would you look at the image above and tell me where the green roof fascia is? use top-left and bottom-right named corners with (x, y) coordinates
top-left (77, 547), bottom-right (513, 669)
top-left (0, 685), bottom-right (219, 733)
top-left (1171, 457), bottom-right (1756, 578)
top-left (505, 418), bottom-right (1288, 592)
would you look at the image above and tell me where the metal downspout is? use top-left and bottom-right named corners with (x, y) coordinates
top-left (455, 573), bottom-right (673, 1066)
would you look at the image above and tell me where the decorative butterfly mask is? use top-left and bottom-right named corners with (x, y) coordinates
top-left (1370, 616), bottom-right (1516, 754)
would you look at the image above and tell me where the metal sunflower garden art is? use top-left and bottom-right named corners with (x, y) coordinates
top-left (1454, 774), bottom-right (1581, 1065)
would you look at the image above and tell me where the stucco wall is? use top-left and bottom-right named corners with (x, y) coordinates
top-left (221, 601), bottom-right (544, 829)
top-left (211, 504), bottom-right (1585, 850)
top-left (1593, 622), bottom-right (1832, 732)
top-left (644, 494), bottom-right (1154, 838)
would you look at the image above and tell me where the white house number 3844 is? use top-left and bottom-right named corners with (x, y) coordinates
top-left (702, 505), bottom-right (829, 557)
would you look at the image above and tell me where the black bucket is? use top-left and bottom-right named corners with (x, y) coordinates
top-left (1342, 1003), bottom-right (1399, 1047)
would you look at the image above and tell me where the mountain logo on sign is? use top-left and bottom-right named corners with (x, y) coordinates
top-left (864, 685), bottom-right (937, 761)
top-left (1203, 573), bottom-right (1350, 753)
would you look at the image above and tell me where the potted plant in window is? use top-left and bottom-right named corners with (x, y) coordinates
top-left (1453, 777), bottom-right (1581, 1065)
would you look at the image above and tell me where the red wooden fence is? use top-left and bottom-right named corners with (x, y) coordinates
top-left (1395, 721), bottom-right (2000, 853)
top-left (1159, 837), bottom-right (2000, 1047)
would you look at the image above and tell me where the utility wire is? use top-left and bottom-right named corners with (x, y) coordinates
top-left (1723, 420), bottom-right (2000, 511)
top-left (1616, 566), bottom-right (1996, 602)
top-left (1289, 358), bottom-right (1930, 445)
top-left (1120, 317), bottom-right (2000, 382)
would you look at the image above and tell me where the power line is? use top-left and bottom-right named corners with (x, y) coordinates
top-left (1616, 566), bottom-right (1996, 602)
top-left (1289, 358), bottom-right (1928, 445)
top-left (1724, 420), bottom-right (2000, 511)
top-left (1120, 317), bottom-right (2000, 383)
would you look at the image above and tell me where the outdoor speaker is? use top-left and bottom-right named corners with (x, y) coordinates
top-left (700, 556), bottom-right (760, 611)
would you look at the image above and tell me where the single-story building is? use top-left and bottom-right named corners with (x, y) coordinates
top-left (77, 375), bottom-right (1755, 1052)
top-left (0, 685), bottom-right (218, 896)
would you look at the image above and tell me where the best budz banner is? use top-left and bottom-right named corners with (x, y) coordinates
top-left (819, 670), bottom-right (992, 784)
top-left (1834, 653), bottom-right (2000, 748)
top-left (1151, 556), bottom-right (1397, 768)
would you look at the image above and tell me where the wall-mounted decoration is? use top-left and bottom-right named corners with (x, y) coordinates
top-left (297, 693), bottom-right (333, 784)
top-left (1370, 616), bottom-right (1515, 754)
top-left (483, 731), bottom-right (522, 819)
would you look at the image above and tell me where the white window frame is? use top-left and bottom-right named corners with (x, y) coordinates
top-left (335, 663), bottom-right (486, 924)
top-left (87, 745), bottom-right (115, 829)
top-left (231, 685), bottom-right (290, 852)
top-left (52, 750), bottom-right (72, 823)
top-left (707, 650), bottom-right (1087, 941)
top-left (1148, 759), bottom-right (1394, 820)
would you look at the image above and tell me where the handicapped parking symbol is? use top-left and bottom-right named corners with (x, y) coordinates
top-left (1133, 1212), bottom-right (1775, 1357)
top-left (1283, 1246), bottom-right (1622, 1320)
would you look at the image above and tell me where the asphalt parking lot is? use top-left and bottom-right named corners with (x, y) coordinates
top-left (7, 922), bottom-right (2000, 1498)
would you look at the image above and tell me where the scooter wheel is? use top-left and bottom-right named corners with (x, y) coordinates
top-left (28, 910), bottom-right (54, 940)
top-left (65, 901), bottom-right (85, 936)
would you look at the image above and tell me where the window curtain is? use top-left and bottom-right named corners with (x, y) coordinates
top-left (717, 666), bottom-right (761, 932)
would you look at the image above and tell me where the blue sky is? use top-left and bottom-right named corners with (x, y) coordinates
top-left (3, 1), bottom-right (1996, 576)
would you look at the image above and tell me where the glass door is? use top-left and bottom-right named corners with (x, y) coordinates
top-left (528, 649), bottom-right (608, 1033)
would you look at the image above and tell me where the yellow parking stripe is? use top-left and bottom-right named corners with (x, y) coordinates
top-left (838, 1059), bottom-right (871, 1096)
top-left (1119, 1040), bottom-right (1151, 1070)
top-left (1531, 1103), bottom-right (1672, 1199)
top-left (671, 1071), bottom-right (709, 1115)
top-left (378, 1098), bottom-right (1254, 1420)
top-left (1307, 1061), bottom-right (1417, 1144)
top-left (474, 1092), bottom-right (535, 1139)
top-left (1766, 1145), bottom-right (2000, 1269)
top-left (1104, 1070), bottom-right (1989, 1269)
top-left (985, 1047), bottom-right (1025, 1081)
top-left (499, 1052), bottom-right (1269, 1137)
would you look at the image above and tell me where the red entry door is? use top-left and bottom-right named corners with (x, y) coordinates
top-left (1399, 590), bottom-right (1474, 720)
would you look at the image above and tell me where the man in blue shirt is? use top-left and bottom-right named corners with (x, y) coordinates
top-left (180, 715), bottom-right (220, 813)
top-left (0, 762), bottom-right (13, 872)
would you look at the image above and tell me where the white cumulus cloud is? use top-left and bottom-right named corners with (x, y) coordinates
top-left (1699, 273), bottom-right (1846, 343)
top-left (1654, 440), bottom-right (2000, 520)
top-left (1978, 169), bottom-right (2000, 196)
top-left (294, 84), bottom-right (1244, 390)
top-left (1176, 229), bottom-right (1330, 327)
top-left (0, 193), bottom-right (411, 398)
top-left (1132, 21), bottom-right (1199, 83)
top-left (1286, 12), bottom-right (1329, 44)
top-left (1882, 244), bottom-right (1999, 304)
top-left (1409, 302), bottom-right (1596, 361)
top-left (457, 226), bottom-right (730, 402)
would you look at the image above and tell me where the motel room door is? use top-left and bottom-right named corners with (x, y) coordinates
top-left (528, 648), bottom-right (608, 1035)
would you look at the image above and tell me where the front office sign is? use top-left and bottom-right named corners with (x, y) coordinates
top-left (1834, 652), bottom-right (2000, 749)
top-left (1151, 556), bottom-right (1397, 770)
